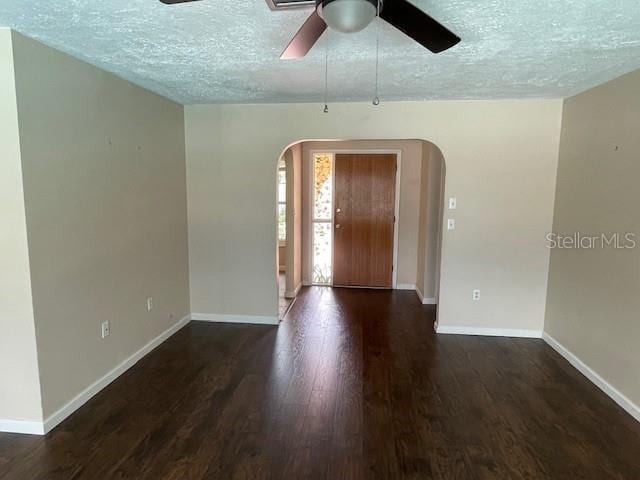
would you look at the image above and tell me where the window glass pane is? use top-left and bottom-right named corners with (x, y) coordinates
top-left (313, 222), bottom-right (332, 284)
top-left (278, 204), bottom-right (286, 241)
top-left (313, 154), bottom-right (332, 220)
top-left (278, 170), bottom-right (286, 203)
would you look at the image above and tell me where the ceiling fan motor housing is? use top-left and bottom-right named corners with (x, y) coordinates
top-left (317, 0), bottom-right (380, 33)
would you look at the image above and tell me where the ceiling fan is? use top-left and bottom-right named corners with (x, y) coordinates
top-left (160, 0), bottom-right (460, 60)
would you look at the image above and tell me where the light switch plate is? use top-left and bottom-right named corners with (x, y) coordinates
top-left (101, 320), bottom-right (110, 338)
top-left (447, 219), bottom-right (455, 230)
top-left (449, 197), bottom-right (457, 209)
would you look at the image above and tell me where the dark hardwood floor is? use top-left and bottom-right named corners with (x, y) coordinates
top-left (1, 287), bottom-right (639, 479)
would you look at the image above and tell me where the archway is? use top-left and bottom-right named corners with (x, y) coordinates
top-left (274, 139), bottom-right (446, 326)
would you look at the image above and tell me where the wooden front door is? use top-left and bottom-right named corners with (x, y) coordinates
top-left (333, 154), bottom-right (397, 288)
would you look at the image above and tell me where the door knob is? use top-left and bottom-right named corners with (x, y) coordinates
top-left (335, 224), bottom-right (341, 229)
top-left (336, 208), bottom-right (342, 213)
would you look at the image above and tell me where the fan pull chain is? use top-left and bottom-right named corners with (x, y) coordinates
top-left (323, 31), bottom-right (329, 113)
top-left (373, 0), bottom-right (381, 106)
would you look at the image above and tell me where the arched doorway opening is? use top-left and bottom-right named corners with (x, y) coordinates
top-left (275, 139), bottom-right (446, 325)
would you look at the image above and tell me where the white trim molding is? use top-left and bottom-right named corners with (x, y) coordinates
top-left (543, 333), bottom-right (640, 423)
top-left (396, 283), bottom-right (416, 290)
top-left (436, 325), bottom-right (543, 338)
top-left (414, 286), bottom-right (437, 305)
top-left (0, 314), bottom-right (192, 435)
top-left (284, 282), bottom-right (302, 299)
top-left (2, 311), bottom-right (282, 436)
top-left (42, 314), bottom-right (192, 434)
top-left (306, 149), bottom-right (402, 288)
top-left (191, 313), bottom-right (280, 325)
top-left (0, 418), bottom-right (45, 435)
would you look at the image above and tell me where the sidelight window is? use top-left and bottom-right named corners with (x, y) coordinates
top-left (312, 153), bottom-right (334, 284)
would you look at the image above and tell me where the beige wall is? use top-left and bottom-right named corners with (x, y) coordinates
top-left (301, 140), bottom-right (424, 287)
top-left (416, 143), bottom-right (445, 301)
top-left (545, 69), bottom-right (640, 408)
top-left (0, 29), bottom-right (43, 423)
top-left (185, 99), bottom-right (562, 331)
top-left (416, 147), bottom-right (429, 295)
top-left (285, 143), bottom-right (302, 296)
top-left (277, 153), bottom-right (285, 271)
top-left (11, 32), bottom-right (190, 418)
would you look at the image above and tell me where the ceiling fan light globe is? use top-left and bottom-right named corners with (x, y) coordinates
top-left (320, 0), bottom-right (377, 33)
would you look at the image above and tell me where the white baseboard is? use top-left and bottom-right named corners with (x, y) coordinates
top-left (284, 282), bottom-right (302, 299)
top-left (0, 314), bottom-right (191, 435)
top-left (1, 311), bottom-right (279, 436)
top-left (436, 325), bottom-right (543, 338)
top-left (543, 333), bottom-right (640, 423)
top-left (396, 283), bottom-right (416, 290)
top-left (191, 313), bottom-right (279, 325)
top-left (0, 418), bottom-right (45, 435)
top-left (40, 314), bottom-right (191, 435)
top-left (414, 286), bottom-right (437, 305)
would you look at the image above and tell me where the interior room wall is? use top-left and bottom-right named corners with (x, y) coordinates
top-left (416, 143), bottom-right (445, 303)
top-left (277, 155), bottom-right (284, 273)
top-left (278, 155), bottom-right (287, 273)
top-left (285, 143), bottom-right (302, 297)
top-left (11, 31), bottom-right (191, 421)
top-left (425, 145), bottom-right (445, 301)
top-left (185, 99), bottom-right (562, 333)
top-left (300, 140), bottom-right (424, 287)
top-left (545, 68), bottom-right (640, 414)
top-left (416, 146), bottom-right (429, 297)
top-left (0, 28), bottom-right (43, 426)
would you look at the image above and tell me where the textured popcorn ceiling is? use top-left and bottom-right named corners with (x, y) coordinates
top-left (1, 1), bottom-right (640, 104)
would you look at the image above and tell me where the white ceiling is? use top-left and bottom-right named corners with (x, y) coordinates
top-left (2, 0), bottom-right (640, 104)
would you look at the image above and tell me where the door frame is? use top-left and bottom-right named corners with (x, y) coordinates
top-left (306, 149), bottom-right (402, 289)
